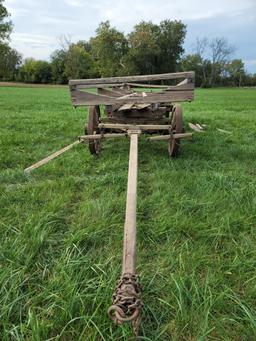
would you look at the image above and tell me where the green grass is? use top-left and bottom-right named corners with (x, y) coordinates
top-left (1, 86), bottom-right (256, 340)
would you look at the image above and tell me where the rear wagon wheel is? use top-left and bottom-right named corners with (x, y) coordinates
top-left (168, 104), bottom-right (184, 157)
top-left (86, 105), bottom-right (101, 155)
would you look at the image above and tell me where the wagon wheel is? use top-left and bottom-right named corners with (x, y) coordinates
top-left (168, 104), bottom-right (184, 157)
top-left (87, 105), bottom-right (101, 155)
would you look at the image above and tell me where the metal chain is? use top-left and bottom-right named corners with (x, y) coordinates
top-left (108, 273), bottom-right (143, 334)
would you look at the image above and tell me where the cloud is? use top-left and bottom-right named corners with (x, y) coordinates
top-left (4, 0), bottom-right (256, 72)
top-left (65, 0), bottom-right (84, 7)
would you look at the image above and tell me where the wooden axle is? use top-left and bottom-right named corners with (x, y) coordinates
top-left (98, 123), bottom-right (173, 131)
top-left (79, 132), bottom-right (193, 143)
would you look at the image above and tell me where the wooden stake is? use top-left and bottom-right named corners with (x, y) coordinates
top-left (79, 133), bottom-right (126, 140)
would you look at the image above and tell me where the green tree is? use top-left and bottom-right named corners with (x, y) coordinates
top-left (0, 0), bottom-right (12, 41)
top-left (0, 0), bottom-right (18, 80)
top-left (51, 49), bottom-right (68, 84)
top-left (181, 54), bottom-right (203, 87)
top-left (76, 40), bottom-right (92, 53)
top-left (127, 21), bottom-right (160, 75)
top-left (64, 44), bottom-right (97, 79)
top-left (157, 20), bottom-right (186, 73)
top-left (90, 21), bottom-right (129, 76)
top-left (0, 43), bottom-right (21, 80)
top-left (19, 58), bottom-right (52, 83)
top-left (128, 20), bottom-right (186, 75)
top-left (181, 54), bottom-right (212, 87)
top-left (225, 59), bottom-right (245, 86)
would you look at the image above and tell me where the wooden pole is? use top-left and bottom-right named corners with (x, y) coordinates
top-left (108, 130), bottom-right (142, 329)
top-left (24, 140), bottom-right (81, 173)
top-left (147, 132), bottom-right (193, 141)
top-left (79, 133), bottom-right (126, 140)
top-left (122, 131), bottom-right (140, 275)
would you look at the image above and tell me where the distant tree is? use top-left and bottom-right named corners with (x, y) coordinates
top-left (0, 0), bottom-right (18, 80)
top-left (19, 58), bottom-right (52, 83)
top-left (156, 20), bottom-right (186, 73)
top-left (65, 44), bottom-right (97, 79)
top-left (225, 59), bottom-right (245, 86)
top-left (76, 40), bottom-right (92, 53)
top-left (209, 37), bottom-right (236, 86)
top-left (34, 60), bottom-right (52, 83)
top-left (128, 20), bottom-right (186, 75)
top-left (127, 21), bottom-right (160, 75)
top-left (181, 54), bottom-right (203, 86)
top-left (90, 21), bottom-right (129, 76)
top-left (0, 0), bottom-right (12, 42)
top-left (243, 73), bottom-right (256, 87)
top-left (188, 36), bottom-right (236, 87)
top-left (192, 37), bottom-right (210, 86)
top-left (180, 54), bottom-right (212, 87)
top-left (51, 49), bottom-right (68, 84)
top-left (194, 37), bottom-right (208, 58)
top-left (0, 43), bottom-right (21, 80)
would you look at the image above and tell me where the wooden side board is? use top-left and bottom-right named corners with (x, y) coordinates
top-left (70, 88), bottom-right (194, 106)
top-left (69, 71), bottom-right (195, 107)
top-left (73, 82), bottom-right (194, 91)
top-left (69, 71), bottom-right (195, 87)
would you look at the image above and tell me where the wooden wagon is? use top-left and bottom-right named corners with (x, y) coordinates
top-left (69, 71), bottom-right (195, 333)
top-left (25, 71), bottom-right (195, 335)
top-left (69, 71), bottom-right (194, 157)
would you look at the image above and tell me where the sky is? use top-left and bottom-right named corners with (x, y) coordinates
top-left (5, 0), bottom-right (256, 73)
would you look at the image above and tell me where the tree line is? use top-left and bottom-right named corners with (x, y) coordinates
top-left (1, 0), bottom-right (256, 87)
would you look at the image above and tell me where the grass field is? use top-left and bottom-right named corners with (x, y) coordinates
top-left (1, 86), bottom-right (256, 340)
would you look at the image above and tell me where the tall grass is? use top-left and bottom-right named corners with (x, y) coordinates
top-left (1, 86), bottom-right (256, 339)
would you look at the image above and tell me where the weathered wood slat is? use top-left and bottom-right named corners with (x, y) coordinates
top-left (118, 103), bottom-right (135, 111)
top-left (124, 81), bottom-right (194, 91)
top-left (217, 128), bottom-right (231, 134)
top-left (98, 87), bottom-right (131, 97)
top-left (70, 89), bottom-right (194, 106)
top-left (98, 123), bottom-right (173, 130)
top-left (79, 133), bottom-right (127, 140)
top-left (189, 123), bottom-right (204, 132)
top-left (69, 71), bottom-right (195, 86)
top-left (24, 140), bottom-right (81, 173)
top-left (74, 82), bottom-right (194, 91)
top-left (122, 131), bottom-right (139, 274)
top-left (147, 133), bottom-right (193, 141)
top-left (99, 117), bottom-right (171, 124)
top-left (166, 83), bottom-right (194, 91)
top-left (177, 78), bottom-right (189, 86)
top-left (127, 82), bottom-right (167, 89)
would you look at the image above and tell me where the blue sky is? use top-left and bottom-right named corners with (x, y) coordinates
top-left (5, 0), bottom-right (256, 73)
